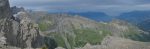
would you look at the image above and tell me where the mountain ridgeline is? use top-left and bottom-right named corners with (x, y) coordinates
top-left (67, 12), bottom-right (112, 22)
top-left (54, 11), bottom-right (150, 33)
top-left (116, 11), bottom-right (150, 33)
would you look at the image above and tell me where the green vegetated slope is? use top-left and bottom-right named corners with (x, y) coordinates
top-left (38, 16), bottom-right (53, 31)
top-left (74, 29), bottom-right (112, 47)
top-left (34, 13), bottom-right (149, 48)
top-left (46, 29), bottom-right (111, 48)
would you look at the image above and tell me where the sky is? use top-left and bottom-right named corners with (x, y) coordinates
top-left (9, 0), bottom-right (150, 16)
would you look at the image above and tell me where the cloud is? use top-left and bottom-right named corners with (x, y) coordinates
top-left (9, 0), bottom-right (150, 16)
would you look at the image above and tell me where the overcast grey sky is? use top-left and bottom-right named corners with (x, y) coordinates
top-left (9, 0), bottom-right (150, 16)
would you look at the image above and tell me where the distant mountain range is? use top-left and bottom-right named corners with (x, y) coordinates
top-left (117, 11), bottom-right (150, 24)
top-left (63, 12), bottom-right (113, 22)
top-left (117, 11), bottom-right (150, 32)
top-left (60, 11), bottom-right (150, 32)
top-left (138, 19), bottom-right (150, 32)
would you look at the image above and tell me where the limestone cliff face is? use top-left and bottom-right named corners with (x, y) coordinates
top-left (0, 0), bottom-right (44, 49)
top-left (0, 0), bottom-right (11, 19)
top-left (0, 0), bottom-right (13, 48)
top-left (11, 12), bottom-right (44, 48)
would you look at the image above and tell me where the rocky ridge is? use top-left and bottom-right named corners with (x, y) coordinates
top-left (0, 0), bottom-right (46, 49)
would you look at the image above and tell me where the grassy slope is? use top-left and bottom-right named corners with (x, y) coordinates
top-left (45, 28), bottom-right (111, 48)
top-left (74, 29), bottom-right (111, 47)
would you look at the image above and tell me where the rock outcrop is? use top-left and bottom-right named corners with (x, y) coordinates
top-left (0, 0), bottom-right (45, 49)
top-left (11, 6), bottom-right (25, 14)
top-left (11, 11), bottom-right (44, 48)
top-left (0, 0), bottom-right (11, 19)
top-left (0, 0), bottom-right (13, 48)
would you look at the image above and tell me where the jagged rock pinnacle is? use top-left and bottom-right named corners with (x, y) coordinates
top-left (0, 0), bottom-right (12, 19)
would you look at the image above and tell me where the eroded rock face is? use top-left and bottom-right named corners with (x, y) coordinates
top-left (11, 6), bottom-right (25, 14)
top-left (0, 0), bottom-right (45, 48)
top-left (0, 0), bottom-right (57, 49)
top-left (0, 0), bottom-right (11, 19)
top-left (11, 12), bottom-right (44, 48)
top-left (0, 0), bottom-right (13, 48)
top-left (0, 20), bottom-right (6, 49)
